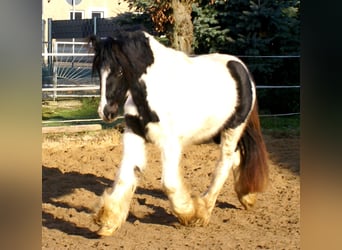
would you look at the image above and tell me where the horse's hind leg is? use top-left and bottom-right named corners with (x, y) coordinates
top-left (161, 127), bottom-right (244, 227)
top-left (232, 157), bottom-right (257, 210)
top-left (94, 130), bottom-right (146, 236)
top-left (160, 139), bottom-right (207, 226)
top-left (201, 126), bottom-right (245, 217)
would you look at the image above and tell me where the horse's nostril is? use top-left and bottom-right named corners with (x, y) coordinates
top-left (103, 107), bottom-right (110, 119)
top-left (103, 108), bottom-right (112, 121)
top-left (103, 103), bottom-right (118, 122)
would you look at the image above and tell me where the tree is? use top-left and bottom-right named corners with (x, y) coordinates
top-left (129, 0), bottom-right (194, 54)
top-left (169, 0), bottom-right (194, 54)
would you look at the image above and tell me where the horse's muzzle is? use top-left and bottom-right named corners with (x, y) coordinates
top-left (100, 103), bottom-right (119, 122)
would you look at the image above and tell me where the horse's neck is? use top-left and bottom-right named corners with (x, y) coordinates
top-left (146, 33), bottom-right (189, 62)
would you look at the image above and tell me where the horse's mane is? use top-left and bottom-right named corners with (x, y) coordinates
top-left (89, 29), bottom-right (154, 81)
top-left (116, 31), bottom-right (154, 79)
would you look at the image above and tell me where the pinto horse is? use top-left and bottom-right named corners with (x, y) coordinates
top-left (89, 30), bottom-right (269, 236)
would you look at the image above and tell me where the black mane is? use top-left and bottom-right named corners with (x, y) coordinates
top-left (90, 30), bottom-right (154, 79)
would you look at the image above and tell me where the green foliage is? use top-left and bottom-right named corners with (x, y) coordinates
top-left (257, 88), bottom-right (300, 114)
top-left (193, 0), bottom-right (300, 56)
top-left (192, 0), bottom-right (300, 81)
top-left (114, 12), bottom-right (154, 29)
top-left (192, 0), bottom-right (300, 114)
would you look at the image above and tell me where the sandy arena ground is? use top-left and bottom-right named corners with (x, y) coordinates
top-left (42, 128), bottom-right (299, 249)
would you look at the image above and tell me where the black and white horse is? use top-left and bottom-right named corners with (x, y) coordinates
top-left (89, 30), bottom-right (269, 236)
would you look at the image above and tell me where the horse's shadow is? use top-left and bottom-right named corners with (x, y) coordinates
top-left (42, 165), bottom-right (238, 238)
top-left (42, 165), bottom-right (110, 211)
top-left (42, 210), bottom-right (100, 239)
top-left (42, 165), bottom-right (110, 238)
top-left (129, 189), bottom-right (179, 225)
top-left (42, 165), bottom-right (175, 237)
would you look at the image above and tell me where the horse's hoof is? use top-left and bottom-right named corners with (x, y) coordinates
top-left (93, 206), bottom-right (119, 236)
top-left (97, 225), bottom-right (117, 236)
top-left (185, 217), bottom-right (210, 227)
top-left (93, 207), bottom-right (122, 236)
top-left (178, 213), bottom-right (210, 227)
top-left (176, 196), bottom-right (211, 227)
top-left (238, 193), bottom-right (257, 210)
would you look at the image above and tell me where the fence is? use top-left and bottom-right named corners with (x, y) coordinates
top-left (41, 40), bottom-right (300, 125)
top-left (42, 40), bottom-right (97, 100)
top-left (48, 17), bottom-right (151, 40)
top-left (42, 17), bottom-right (141, 100)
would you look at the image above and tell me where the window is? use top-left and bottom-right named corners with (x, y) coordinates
top-left (92, 11), bottom-right (104, 19)
top-left (70, 11), bottom-right (83, 20)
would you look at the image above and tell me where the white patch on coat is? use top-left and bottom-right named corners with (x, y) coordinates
top-left (97, 68), bottom-right (111, 120)
top-left (123, 92), bottom-right (139, 117)
top-left (141, 33), bottom-right (255, 147)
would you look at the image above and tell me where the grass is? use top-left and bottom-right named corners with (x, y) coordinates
top-left (42, 98), bottom-right (99, 120)
top-left (42, 97), bottom-right (123, 128)
top-left (260, 115), bottom-right (300, 137)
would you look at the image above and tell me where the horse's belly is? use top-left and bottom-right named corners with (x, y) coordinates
top-left (151, 92), bottom-right (235, 144)
top-left (175, 107), bottom-right (234, 144)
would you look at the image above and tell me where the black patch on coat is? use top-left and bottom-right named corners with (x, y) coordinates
top-left (225, 60), bottom-right (254, 128)
top-left (125, 114), bottom-right (146, 139)
top-left (90, 30), bottom-right (160, 128)
top-left (132, 79), bottom-right (160, 126)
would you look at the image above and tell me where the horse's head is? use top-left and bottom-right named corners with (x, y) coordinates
top-left (89, 35), bottom-right (129, 122)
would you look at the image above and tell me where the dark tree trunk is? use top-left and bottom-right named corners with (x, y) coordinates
top-left (168, 0), bottom-right (194, 54)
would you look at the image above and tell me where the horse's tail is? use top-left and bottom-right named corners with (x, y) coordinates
top-left (235, 100), bottom-right (269, 197)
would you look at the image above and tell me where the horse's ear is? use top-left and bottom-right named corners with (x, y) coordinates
top-left (88, 35), bottom-right (99, 50)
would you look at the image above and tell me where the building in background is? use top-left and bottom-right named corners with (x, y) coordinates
top-left (42, 0), bottom-right (132, 42)
top-left (42, 0), bottom-right (131, 21)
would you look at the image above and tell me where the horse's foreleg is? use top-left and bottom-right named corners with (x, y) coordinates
top-left (95, 130), bottom-right (146, 236)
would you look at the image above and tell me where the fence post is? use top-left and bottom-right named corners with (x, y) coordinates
top-left (48, 18), bottom-right (57, 101)
top-left (52, 39), bottom-right (57, 101)
top-left (47, 18), bottom-right (52, 69)
top-left (94, 16), bottom-right (97, 35)
top-left (42, 19), bottom-right (47, 65)
top-left (52, 63), bottom-right (57, 101)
